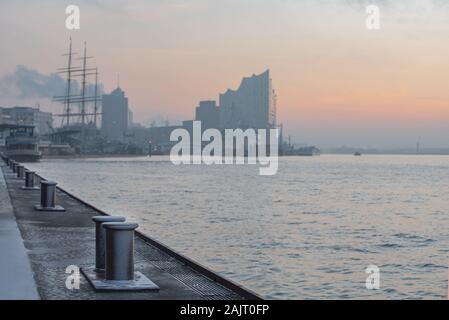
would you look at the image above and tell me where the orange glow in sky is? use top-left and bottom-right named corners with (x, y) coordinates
top-left (1, 0), bottom-right (449, 147)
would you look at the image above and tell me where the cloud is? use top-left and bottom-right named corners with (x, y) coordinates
top-left (0, 65), bottom-right (65, 99)
top-left (0, 65), bottom-right (103, 100)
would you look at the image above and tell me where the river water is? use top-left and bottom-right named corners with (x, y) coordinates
top-left (26, 155), bottom-right (449, 299)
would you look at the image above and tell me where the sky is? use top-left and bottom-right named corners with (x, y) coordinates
top-left (1, 0), bottom-right (449, 148)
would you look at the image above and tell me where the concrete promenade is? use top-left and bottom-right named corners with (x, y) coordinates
top-left (0, 161), bottom-right (260, 300)
top-left (0, 165), bottom-right (39, 299)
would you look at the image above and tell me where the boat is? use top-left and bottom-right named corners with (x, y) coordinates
top-left (354, 152), bottom-right (362, 156)
top-left (4, 124), bottom-right (42, 162)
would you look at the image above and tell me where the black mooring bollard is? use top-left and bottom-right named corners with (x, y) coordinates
top-left (34, 180), bottom-right (65, 211)
top-left (81, 221), bottom-right (159, 291)
top-left (16, 165), bottom-right (24, 179)
top-left (103, 222), bottom-right (139, 281)
top-left (22, 170), bottom-right (39, 190)
top-left (92, 216), bottom-right (126, 272)
top-left (12, 162), bottom-right (18, 173)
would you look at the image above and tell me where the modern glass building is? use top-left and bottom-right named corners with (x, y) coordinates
top-left (219, 69), bottom-right (276, 130)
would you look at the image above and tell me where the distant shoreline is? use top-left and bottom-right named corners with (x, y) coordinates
top-left (39, 153), bottom-right (449, 161)
top-left (42, 154), bottom-right (146, 160)
top-left (321, 151), bottom-right (449, 156)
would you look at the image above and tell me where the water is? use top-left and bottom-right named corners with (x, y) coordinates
top-left (26, 155), bottom-right (449, 299)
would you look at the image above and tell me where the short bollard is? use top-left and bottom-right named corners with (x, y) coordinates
top-left (21, 171), bottom-right (39, 190)
top-left (103, 222), bottom-right (139, 281)
top-left (80, 222), bottom-right (159, 291)
top-left (16, 165), bottom-right (24, 179)
top-left (91, 216), bottom-right (126, 272)
top-left (12, 162), bottom-right (18, 173)
top-left (34, 180), bottom-right (65, 211)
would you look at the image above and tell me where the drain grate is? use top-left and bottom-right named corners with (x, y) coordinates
top-left (150, 260), bottom-right (239, 299)
top-left (136, 244), bottom-right (240, 299)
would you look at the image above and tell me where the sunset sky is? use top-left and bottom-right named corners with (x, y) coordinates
top-left (1, 0), bottom-right (449, 148)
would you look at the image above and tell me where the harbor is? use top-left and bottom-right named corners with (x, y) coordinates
top-left (2, 1), bottom-right (449, 306)
top-left (0, 155), bottom-right (261, 300)
top-left (15, 154), bottom-right (449, 300)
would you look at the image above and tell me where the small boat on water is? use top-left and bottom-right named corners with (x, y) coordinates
top-left (354, 152), bottom-right (362, 156)
top-left (4, 124), bottom-right (41, 162)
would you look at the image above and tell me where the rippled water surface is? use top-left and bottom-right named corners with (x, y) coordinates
top-left (26, 155), bottom-right (449, 299)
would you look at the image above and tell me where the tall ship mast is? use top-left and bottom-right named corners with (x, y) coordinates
top-left (52, 38), bottom-right (102, 153)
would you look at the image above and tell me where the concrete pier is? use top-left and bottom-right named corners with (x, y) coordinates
top-left (0, 162), bottom-right (261, 300)
top-left (0, 165), bottom-right (39, 299)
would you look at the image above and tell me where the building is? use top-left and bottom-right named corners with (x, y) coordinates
top-left (130, 124), bottom-right (182, 155)
top-left (127, 69), bottom-right (278, 155)
top-left (101, 87), bottom-right (129, 142)
top-left (0, 108), bottom-right (9, 125)
top-left (128, 109), bottom-right (134, 128)
top-left (0, 106), bottom-right (53, 135)
top-left (219, 69), bottom-right (276, 129)
top-left (195, 100), bottom-right (219, 130)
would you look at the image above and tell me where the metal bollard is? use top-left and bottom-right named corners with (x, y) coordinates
top-left (12, 162), bottom-right (18, 173)
top-left (103, 222), bottom-right (139, 281)
top-left (34, 180), bottom-right (65, 211)
top-left (22, 170), bottom-right (39, 190)
top-left (16, 165), bottom-right (24, 179)
top-left (92, 216), bottom-right (126, 272)
top-left (81, 222), bottom-right (159, 291)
